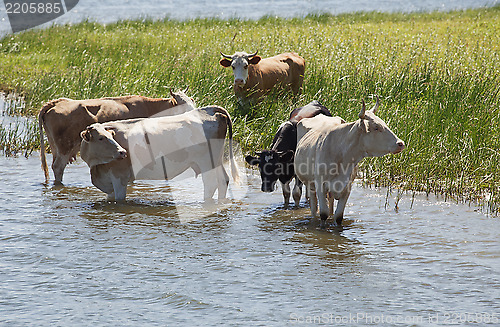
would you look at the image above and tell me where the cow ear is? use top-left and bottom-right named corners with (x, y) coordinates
top-left (81, 129), bottom-right (92, 142)
top-left (249, 55), bottom-right (261, 65)
top-left (220, 59), bottom-right (232, 67)
top-left (278, 150), bottom-right (294, 163)
top-left (359, 120), bottom-right (369, 133)
top-left (245, 155), bottom-right (259, 166)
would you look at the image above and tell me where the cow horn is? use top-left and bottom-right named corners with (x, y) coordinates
top-left (170, 88), bottom-right (175, 98)
top-left (359, 99), bottom-right (366, 119)
top-left (220, 52), bottom-right (232, 59)
top-left (372, 95), bottom-right (380, 114)
top-left (182, 86), bottom-right (189, 94)
top-left (248, 50), bottom-right (258, 58)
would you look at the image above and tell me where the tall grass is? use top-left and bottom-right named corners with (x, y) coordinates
top-left (0, 94), bottom-right (38, 156)
top-left (0, 6), bottom-right (499, 213)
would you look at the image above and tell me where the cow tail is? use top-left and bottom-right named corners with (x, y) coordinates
top-left (38, 98), bottom-right (67, 183)
top-left (39, 104), bottom-right (51, 183)
top-left (226, 110), bottom-right (240, 185)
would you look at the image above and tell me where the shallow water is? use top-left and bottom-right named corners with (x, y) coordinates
top-left (0, 0), bottom-right (499, 35)
top-left (0, 94), bottom-right (37, 156)
top-left (0, 154), bottom-right (498, 326)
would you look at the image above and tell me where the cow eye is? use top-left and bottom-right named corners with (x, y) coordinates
top-left (244, 65), bottom-right (248, 69)
top-left (99, 137), bottom-right (104, 141)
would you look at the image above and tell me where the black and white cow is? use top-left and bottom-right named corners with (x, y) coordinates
top-left (245, 101), bottom-right (333, 206)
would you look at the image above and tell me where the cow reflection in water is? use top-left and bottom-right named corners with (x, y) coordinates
top-left (80, 106), bottom-right (240, 201)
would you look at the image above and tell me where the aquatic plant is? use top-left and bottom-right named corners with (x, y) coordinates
top-left (0, 6), bottom-right (498, 213)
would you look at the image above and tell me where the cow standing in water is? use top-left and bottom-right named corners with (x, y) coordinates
top-left (80, 106), bottom-right (240, 202)
top-left (295, 98), bottom-right (406, 228)
top-left (219, 51), bottom-right (305, 101)
top-left (39, 90), bottom-right (195, 184)
top-left (245, 101), bottom-right (338, 207)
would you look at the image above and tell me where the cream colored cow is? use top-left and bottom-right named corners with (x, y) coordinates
top-left (294, 98), bottom-right (405, 228)
top-left (80, 106), bottom-right (239, 201)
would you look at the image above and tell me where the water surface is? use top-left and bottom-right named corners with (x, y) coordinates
top-left (0, 154), bottom-right (498, 326)
top-left (0, 0), bottom-right (499, 35)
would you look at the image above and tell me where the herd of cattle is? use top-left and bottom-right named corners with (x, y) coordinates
top-left (38, 51), bottom-right (405, 228)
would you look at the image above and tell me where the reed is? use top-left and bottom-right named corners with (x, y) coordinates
top-left (0, 6), bottom-right (498, 213)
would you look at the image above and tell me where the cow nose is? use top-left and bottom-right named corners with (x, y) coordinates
top-left (117, 150), bottom-right (127, 159)
top-left (261, 185), bottom-right (273, 192)
top-left (234, 79), bottom-right (244, 86)
top-left (393, 140), bottom-right (405, 154)
top-left (261, 182), bottom-right (275, 193)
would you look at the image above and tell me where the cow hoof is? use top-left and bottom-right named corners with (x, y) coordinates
top-left (51, 181), bottom-right (64, 189)
top-left (332, 224), bottom-right (344, 232)
top-left (203, 198), bottom-right (216, 206)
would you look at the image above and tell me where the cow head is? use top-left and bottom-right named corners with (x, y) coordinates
top-left (220, 51), bottom-right (262, 88)
top-left (245, 150), bottom-right (294, 192)
top-left (358, 97), bottom-right (406, 157)
top-left (80, 123), bottom-right (128, 167)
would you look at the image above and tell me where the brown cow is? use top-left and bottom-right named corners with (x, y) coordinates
top-left (39, 89), bottom-right (195, 184)
top-left (219, 51), bottom-right (305, 100)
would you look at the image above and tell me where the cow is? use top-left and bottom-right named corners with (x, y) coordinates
top-left (80, 106), bottom-right (240, 202)
top-left (294, 97), bottom-right (406, 229)
top-left (38, 89), bottom-right (196, 185)
top-left (219, 51), bottom-right (305, 101)
top-left (245, 100), bottom-right (337, 207)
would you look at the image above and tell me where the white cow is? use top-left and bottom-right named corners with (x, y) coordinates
top-left (294, 98), bottom-right (405, 228)
top-left (80, 106), bottom-right (240, 201)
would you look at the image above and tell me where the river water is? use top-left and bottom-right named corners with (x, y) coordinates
top-left (0, 0), bottom-right (499, 35)
top-left (0, 152), bottom-right (499, 326)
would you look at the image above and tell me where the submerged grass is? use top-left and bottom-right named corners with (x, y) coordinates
top-left (0, 6), bottom-right (499, 213)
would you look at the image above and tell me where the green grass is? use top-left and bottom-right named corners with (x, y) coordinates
top-left (0, 6), bottom-right (499, 214)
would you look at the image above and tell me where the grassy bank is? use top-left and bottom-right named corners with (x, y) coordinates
top-left (0, 7), bottom-right (499, 214)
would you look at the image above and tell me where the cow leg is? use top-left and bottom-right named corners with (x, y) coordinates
top-left (328, 192), bottom-right (335, 216)
top-left (202, 170), bottom-right (218, 200)
top-left (281, 181), bottom-right (291, 207)
top-left (292, 176), bottom-right (302, 207)
top-left (106, 192), bottom-right (115, 201)
top-left (52, 153), bottom-right (70, 184)
top-left (216, 166), bottom-right (230, 200)
top-left (308, 184), bottom-right (318, 219)
top-left (316, 184), bottom-right (330, 229)
top-left (110, 173), bottom-right (127, 202)
top-left (333, 192), bottom-right (350, 226)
